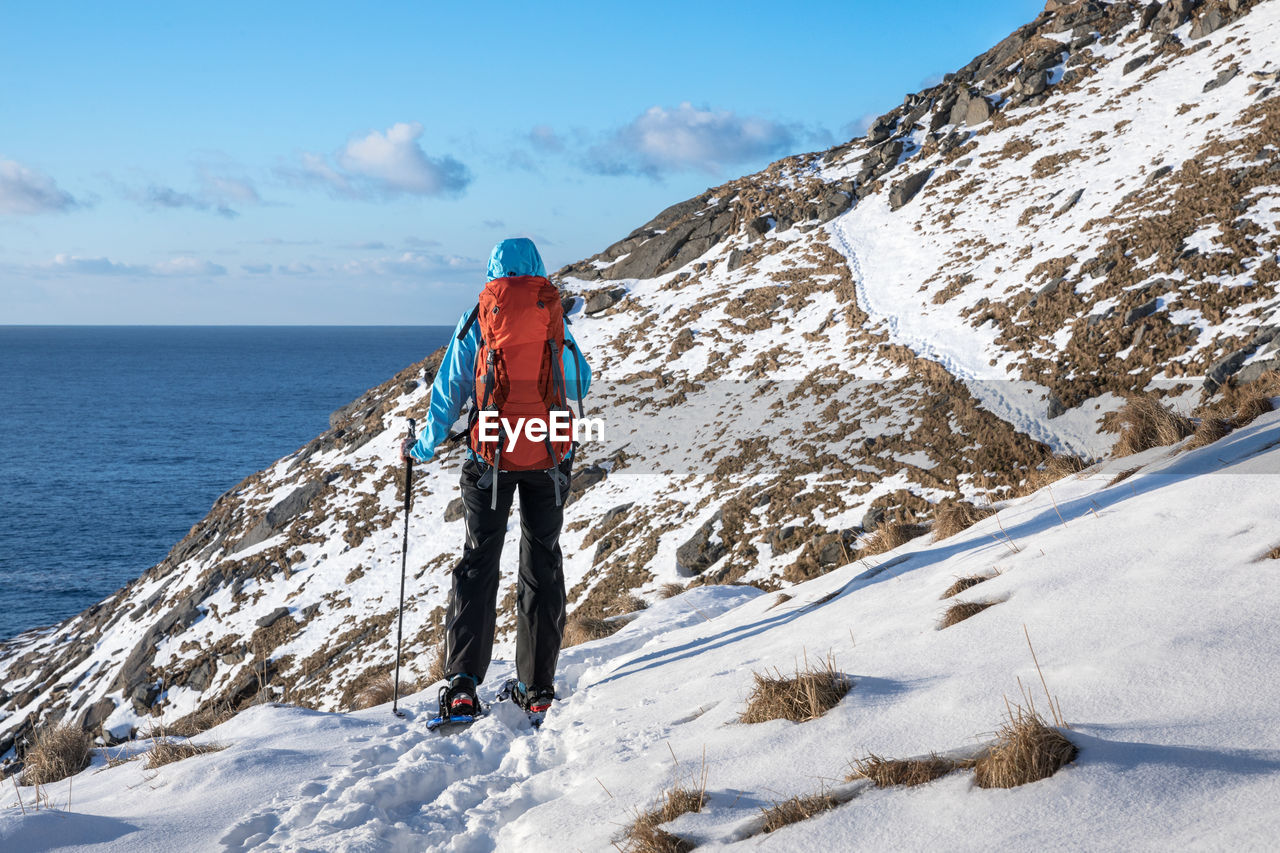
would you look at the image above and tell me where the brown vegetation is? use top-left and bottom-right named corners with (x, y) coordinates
top-left (658, 582), bottom-right (686, 600)
top-left (169, 703), bottom-right (237, 738)
top-left (860, 522), bottom-right (930, 557)
top-left (351, 674), bottom-right (423, 711)
top-left (1111, 395), bottom-right (1195, 457)
top-left (1186, 416), bottom-right (1233, 449)
top-left (738, 656), bottom-right (850, 724)
top-left (20, 724), bottom-right (92, 786)
top-left (760, 792), bottom-right (840, 833)
top-left (848, 753), bottom-right (975, 787)
top-left (145, 737), bottom-right (225, 769)
top-left (941, 573), bottom-right (995, 599)
top-left (974, 707), bottom-right (1076, 788)
top-left (940, 600), bottom-right (998, 628)
top-left (933, 501), bottom-right (996, 540)
top-left (620, 777), bottom-right (707, 853)
top-left (1107, 467), bottom-right (1140, 486)
top-left (614, 591), bottom-right (650, 614)
top-left (562, 615), bottom-right (623, 647)
top-left (1025, 454), bottom-right (1090, 492)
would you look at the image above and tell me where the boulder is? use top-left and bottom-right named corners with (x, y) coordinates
top-left (889, 169), bottom-right (933, 211)
top-left (726, 248), bottom-right (747, 272)
top-left (77, 697), bottom-right (116, 731)
top-left (1124, 298), bottom-right (1160, 325)
top-left (1047, 393), bottom-right (1067, 420)
top-left (1054, 188), bottom-right (1084, 217)
top-left (1123, 54), bottom-right (1153, 75)
top-left (444, 497), bottom-right (465, 523)
top-left (862, 506), bottom-right (887, 532)
top-left (676, 512), bottom-right (726, 576)
top-left (768, 525), bottom-right (806, 555)
top-left (560, 295), bottom-right (580, 316)
top-left (1203, 64), bottom-right (1238, 93)
top-left (965, 96), bottom-right (993, 126)
top-left (949, 93), bottom-right (971, 126)
top-left (256, 607), bottom-right (290, 629)
top-left (235, 480), bottom-right (325, 553)
top-left (584, 287), bottom-right (627, 314)
top-left (185, 658), bottom-right (215, 693)
top-left (1151, 0), bottom-right (1195, 36)
top-left (1190, 5), bottom-right (1224, 38)
top-left (1139, 0), bottom-right (1162, 29)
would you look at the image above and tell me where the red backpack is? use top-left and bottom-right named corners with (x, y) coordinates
top-left (456, 275), bottom-right (579, 506)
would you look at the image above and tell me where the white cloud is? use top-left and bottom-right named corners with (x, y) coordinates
top-left (45, 253), bottom-right (225, 277)
top-left (584, 103), bottom-right (802, 178)
top-left (290, 122), bottom-right (471, 199)
top-left (341, 251), bottom-right (479, 278)
top-left (0, 159), bottom-right (77, 214)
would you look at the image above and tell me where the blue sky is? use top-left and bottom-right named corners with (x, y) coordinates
top-left (1, 0), bottom-right (1044, 324)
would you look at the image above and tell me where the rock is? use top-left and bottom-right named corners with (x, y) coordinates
top-left (584, 287), bottom-right (626, 314)
top-left (185, 658), bottom-right (215, 693)
top-left (1139, 0), bottom-right (1162, 29)
top-left (444, 497), bottom-right (465, 522)
top-left (1123, 54), bottom-right (1153, 75)
top-left (1125, 299), bottom-right (1160, 325)
top-left (862, 506), bottom-right (887, 532)
top-left (77, 697), bottom-right (116, 731)
top-left (768, 525), bottom-right (805, 555)
top-left (814, 530), bottom-right (858, 566)
top-left (565, 464), bottom-right (607, 506)
top-left (235, 480), bottom-right (325, 553)
top-left (1054, 188), bottom-right (1084, 217)
top-left (1190, 6), bottom-right (1224, 38)
top-left (1146, 165), bottom-right (1173, 185)
top-left (1205, 345), bottom-right (1254, 394)
top-left (256, 607), bottom-right (290, 629)
top-left (747, 216), bottom-right (773, 238)
top-left (1152, 0), bottom-right (1195, 36)
top-left (889, 169), bottom-right (932, 211)
top-left (949, 93), bottom-right (971, 126)
top-left (726, 248), bottom-right (746, 272)
top-left (816, 189), bottom-right (852, 222)
top-left (965, 96), bottom-right (992, 126)
top-left (877, 140), bottom-right (905, 165)
top-left (560, 295), bottom-right (580, 315)
top-left (600, 502), bottom-right (634, 528)
top-left (1047, 393), bottom-right (1067, 420)
top-left (1203, 64), bottom-right (1238, 93)
top-left (676, 512), bottom-right (726, 576)
top-left (865, 115), bottom-right (896, 144)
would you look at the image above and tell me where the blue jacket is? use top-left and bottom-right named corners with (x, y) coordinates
top-left (408, 238), bottom-right (591, 463)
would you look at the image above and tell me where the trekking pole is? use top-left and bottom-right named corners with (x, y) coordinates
top-left (392, 417), bottom-right (416, 719)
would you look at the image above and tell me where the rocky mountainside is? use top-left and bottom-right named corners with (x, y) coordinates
top-left (3, 0), bottom-right (1278, 762)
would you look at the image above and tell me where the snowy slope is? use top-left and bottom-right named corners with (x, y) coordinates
top-left (5, 408), bottom-right (1279, 851)
top-left (4, 0), bottom-right (1280, 833)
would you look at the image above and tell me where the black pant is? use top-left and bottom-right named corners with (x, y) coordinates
top-left (443, 458), bottom-right (569, 688)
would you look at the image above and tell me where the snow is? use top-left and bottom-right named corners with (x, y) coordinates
top-left (6, 412), bottom-right (1280, 851)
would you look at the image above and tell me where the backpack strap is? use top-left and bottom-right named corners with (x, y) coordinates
top-left (563, 338), bottom-right (586, 421)
top-left (457, 304), bottom-right (480, 341)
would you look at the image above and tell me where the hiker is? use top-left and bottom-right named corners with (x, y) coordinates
top-left (402, 237), bottom-right (591, 724)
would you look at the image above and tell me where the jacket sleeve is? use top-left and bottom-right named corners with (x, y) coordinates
top-left (563, 322), bottom-right (592, 401)
top-left (408, 311), bottom-right (478, 462)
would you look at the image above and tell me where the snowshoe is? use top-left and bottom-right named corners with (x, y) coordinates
top-left (497, 678), bottom-right (555, 728)
top-left (427, 674), bottom-right (486, 732)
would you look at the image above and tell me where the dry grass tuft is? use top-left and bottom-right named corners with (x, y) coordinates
top-left (425, 644), bottom-right (447, 685)
top-left (933, 501), bottom-right (996, 540)
top-left (1025, 454), bottom-right (1090, 491)
top-left (352, 674), bottom-right (423, 711)
top-left (1112, 395), bottom-right (1194, 457)
top-left (144, 738), bottom-right (225, 769)
top-left (1261, 545), bottom-right (1280, 561)
top-left (760, 792), bottom-right (840, 833)
top-left (1186, 416), bottom-right (1233, 449)
top-left (860, 522), bottom-right (930, 557)
top-left (848, 753), bottom-right (975, 787)
top-left (169, 703), bottom-right (237, 738)
top-left (20, 724), bottom-right (92, 786)
top-left (739, 656), bottom-right (850, 724)
top-left (940, 600), bottom-right (998, 628)
top-left (621, 778), bottom-right (706, 853)
top-left (974, 707), bottom-right (1076, 788)
top-left (1106, 466), bottom-right (1140, 486)
top-left (614, 591), bottom-right (650, 614)
top-left (562, 615), bottom-right (623, 647)
top-left (658, 582), bottom-right (686, 600)
top-left (1232, 394), bottom-right (1274, 428)
top-left (941, 573), bottom-right (994, 599)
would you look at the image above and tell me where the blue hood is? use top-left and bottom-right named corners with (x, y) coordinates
top-left (487, 237), bottom-right (547, 281)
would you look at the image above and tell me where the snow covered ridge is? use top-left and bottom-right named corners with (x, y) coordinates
top-left (4, 408), bottom-right (1280, 850)
top-left (3, 0), bottom-right (1280, 795)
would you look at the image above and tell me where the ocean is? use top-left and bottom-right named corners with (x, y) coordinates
top-left (0, 326), bottom-right (452, 641)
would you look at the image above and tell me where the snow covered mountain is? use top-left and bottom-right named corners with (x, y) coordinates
top-left (3, 3), bottom-right (1280, 847)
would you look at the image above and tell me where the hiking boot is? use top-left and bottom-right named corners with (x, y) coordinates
top-left (438, 674), bottom-right (479, 718)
